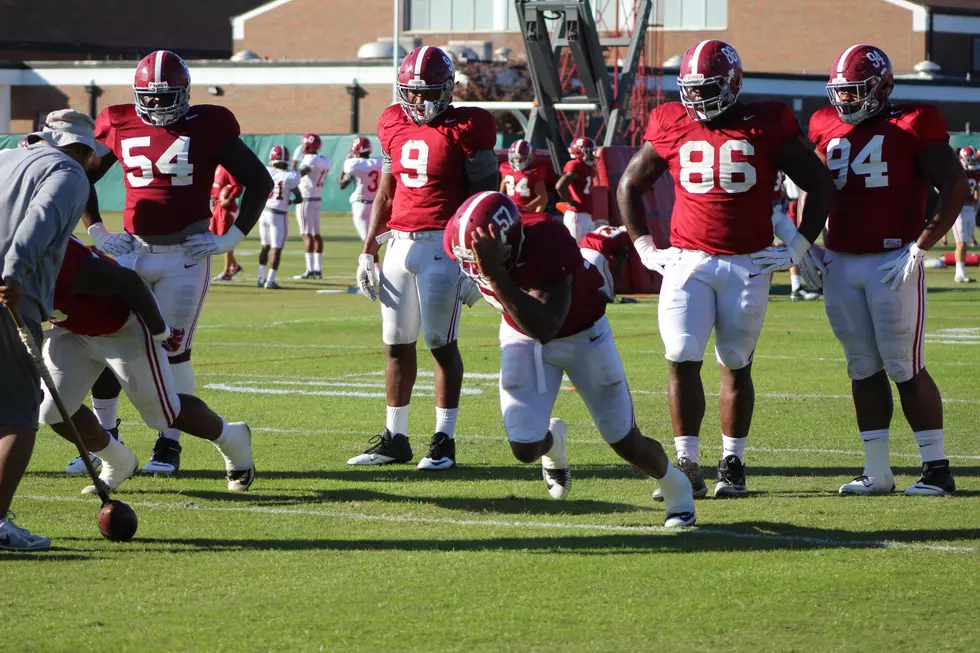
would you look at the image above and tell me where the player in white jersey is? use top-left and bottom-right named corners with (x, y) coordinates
top-left (292, 133), bottom-right (332, 280)
top-left (339, 136), bottom-right (381, 242)
top-left (258, 145), bottom-right (302, 289)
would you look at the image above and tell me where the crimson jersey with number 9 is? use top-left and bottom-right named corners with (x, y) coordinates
top-left (808, 103), bottom-right (948, 254)
top-left (95, 103), bottom-right (241, 237)
top-left (644, 100), bottom-right (801, 255)
top-left (378, 104), bottom-right (496, 232)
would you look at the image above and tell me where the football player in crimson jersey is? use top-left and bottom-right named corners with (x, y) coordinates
top-left (292, 133), bottom-right (332, 280)
top-left (953, 146), bottom-right (979, 282)
top-left (617, 40), bottom-right (836, 499)
top-left (579, 225), bottom-right (635, 302)
top-left (81, 50), bottom-right (273, 476)
top-left (210, 164), bottom-right (244, 282)
top-left (806, 44), bottom-right (968, 497)
top-left (499, 139), bottom-right (548, 211)
top-left (41, 237), bottom-right (255, 493)
top-left (339, 136), bottom-right (382, 242)
top-left (445, 192), bottom-right (696, 526)
top-left (351, 45), bottom-right (498, 471)
top-left (556, 137), bottom-right (599, 242)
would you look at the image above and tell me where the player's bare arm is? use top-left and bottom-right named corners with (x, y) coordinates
top-left (68, 257), bottom-right (168, 337)
top-left (361, 170), bottom-right (395, 258)
top-left (80, 153), bottom-right (118, 228)
top-left (916, 142), bottom-right (969, 250)
top-left (472, 224), bottom-right (572, 344)
top-left (555, 170), bottom-right (579, 203)
top-left (338, 171), bottom-right (352, 190)
top-left (617, 142), bottom-right (668, 241)
top-left (526, 180), bottom-right (548, 212)
top-left (216, 137), bottom-right (274, 237)
top-left (289, 187), bottom-right (303, 206)
top-left (774, 136), bottom-right (836, 243)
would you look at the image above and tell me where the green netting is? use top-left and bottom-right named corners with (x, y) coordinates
top-left (1, 131), bottom-right (511, 213)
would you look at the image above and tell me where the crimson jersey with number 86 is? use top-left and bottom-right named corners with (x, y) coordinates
top-left (95, 104), bottom-right (241, 237)
top-left (808, 103), bottom-right (948, 254)
top-left (644, 100), bottom-right (801, 255)
top-left (378, 104), bottom-right (496, 232)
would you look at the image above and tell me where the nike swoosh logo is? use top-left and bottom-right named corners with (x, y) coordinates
top-left (589, 334), bottom-right (602, 342)
top-left (434, 255), bottom-right (443, 260)
top-left (184, 263), bottom-right (198, 269)
top-left (185, 114), bottom-right (199, 120)
top-left (890, 110), bottom-right (902, 116)
top-left (743, 115), bottom-right (755, 121)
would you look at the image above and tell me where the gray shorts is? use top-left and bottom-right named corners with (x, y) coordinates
top-left (0, 309), bottom-right (42, 430)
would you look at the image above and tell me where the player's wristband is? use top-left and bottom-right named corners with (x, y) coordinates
top-left (152, 326), bottom-right (173, 343)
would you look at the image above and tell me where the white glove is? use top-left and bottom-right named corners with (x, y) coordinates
top-left (459, 275), bottom-right (483, 307)
top-left (183, 226), bottom-right (246, 260)
top-left (750, 233), bottom-right (811, 273)
top-left (87, 223), bottom-right (135, 257)
top-left (771, 211), bottom-right (799, 246)
top-left (878, 243), bottom-right (925, 291)
top-left (633, 235), bottom-right (677, 275)
top-left (798, 247), bottom-right (826, 290)
top-left (357, 253), bottom-right (379, 300)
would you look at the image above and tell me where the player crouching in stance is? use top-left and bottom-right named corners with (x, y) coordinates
top-left (808, 45), bottom-right (967, 496)
top-left (42, 237), bottom-right (255, 493)
top-left (258, 145), bottom-right (303, 289)
top-left (447, 192), bottom-right (696, 527)
top-left (618, 40), bottom-right (835, 499)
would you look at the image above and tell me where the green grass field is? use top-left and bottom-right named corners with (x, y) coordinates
top-left (3, 213), bottom-right (980, 652)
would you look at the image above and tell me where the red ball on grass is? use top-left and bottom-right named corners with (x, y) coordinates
top-left (98, 500), bottom-right (138, 542)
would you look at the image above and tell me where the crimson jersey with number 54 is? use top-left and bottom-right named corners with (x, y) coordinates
top-left (95, 103), bottom-right (241, 237)
top-left (808, 104), bottom-right (948, 254)
top-left (379, 104), bottom-right (496, 232)
top-left (644, 100), bottom-right (801, 255)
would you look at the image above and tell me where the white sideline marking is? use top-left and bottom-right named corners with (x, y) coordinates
top-left (19, 495), bottom-right (979, 553)
top-left (197, 317), bottom-right (379, 330)
top-left (202, 342), bottom-right (380, 350)
top-left (203, 383), bottom-right (484, 397)
top-left (629, 388), bottom-right (980, 405)
top-left (755, 354), bottom-right (979, 367)
top-left (347, 370), bottom-right (501, 380)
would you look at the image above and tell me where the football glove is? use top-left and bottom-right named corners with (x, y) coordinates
top-left (152, 326), bottom-right (185, 353)
top-left (459, 275), bottom-right (483, 307)
top-left (798, 247), bottom-right (827, 290)
top-left (88, 223), bottom-right (135, 257)
top-left (184, 226), bottom-right (246, 260)
top-left (750, 233), bottom-right (811, 273)
top-left (356, 253), bottom-right (379, 300)
top-left (633, 235), bottom-right (677, 275)
top-left (878, 243), bottom-right (925, 291)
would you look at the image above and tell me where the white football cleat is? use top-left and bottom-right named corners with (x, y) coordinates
top-left (954, 273), bottom-right (974, 283)
top-left (541, 418), bottom-right (571, 500)
top-left (657, 465), bottom-right (697, 528)
top-left (82, 445), bottom-right (139, 495)
top-left (66, 453), bottom-right (101, 476)
top-left (212, 422), bottom-right (256, 491)
top-left (838, 473), bottom-right (895, 496)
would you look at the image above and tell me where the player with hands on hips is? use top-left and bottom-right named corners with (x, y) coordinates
top-left (258, 145), bottom-right (303, 289)
top-left (806, 44), bottom-right (968, 496)
top-left (556, 137), bottom-right (599, 242)
top-left (82, 50), bottom-right (272, 477)
top-left (446, 192), bottom-right (696, 527)
top-left (292, 133), bottom-right (332, 280)
top-left (500, 139), bottom-right (548, 212)
top-left (41, 237), bottom-right (255, 494)
top-left (617, 40), bottom-right (836, 500)
top-left (210, 165), bottom-right (244, 282)
top-left (952, 146), bottom-right (979, 283)
top-left (351, 45), bottom-right (498, 471)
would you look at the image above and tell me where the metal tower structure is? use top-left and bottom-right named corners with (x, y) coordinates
top-left (515, 0), bottom-right (662, 171)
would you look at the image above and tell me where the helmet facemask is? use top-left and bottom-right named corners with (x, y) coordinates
top-left (509, 150), bottom-right (530, 171)
top-left (398, 80), bottom-right (454, 124)
top-left (134, 84), bottom-right (189, 127)
top-left (827, 75), bottom-right (886, 125)
top-left (678, 70), bottom-right (737, 122)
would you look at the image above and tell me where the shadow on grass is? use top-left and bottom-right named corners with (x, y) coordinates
top-left (74, 520), bottom-right (980, 555)
top-left (0, 550), bottom-right (94, 561)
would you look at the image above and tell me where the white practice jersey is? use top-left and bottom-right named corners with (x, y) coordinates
top-left (265, 167), bottom-right (301, 213)
top-left (297, 153), bottom-right (331, 199)
top-left (343, 156), bottom-right (382, 203)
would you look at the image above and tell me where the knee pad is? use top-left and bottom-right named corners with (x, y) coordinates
top-left (715, 345), bottom-right (753, 371)
top-left (847, 356), bottom-right (884, 381)
top-left (883, 358), bottom-right (913, 384)
top-left (663, 334), bottom-right (704, 364)
top-left (169, 361), bottom-right (195, 395)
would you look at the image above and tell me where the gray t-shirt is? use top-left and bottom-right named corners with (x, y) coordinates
top-left (0, 144), bottom-right (88, 324)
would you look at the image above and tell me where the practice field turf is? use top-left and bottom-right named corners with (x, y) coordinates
top-left (3, 213), bottom-right (980, 652)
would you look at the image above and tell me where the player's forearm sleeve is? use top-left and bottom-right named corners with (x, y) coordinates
top-left (381, 151), bottom-right (392, 174)
top-left (464, 150), bottom-right (499, 182)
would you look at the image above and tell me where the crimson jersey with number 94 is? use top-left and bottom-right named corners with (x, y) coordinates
top-left (379, 104), bottom-right (496, 232)
top-left (808, 103), bottom-right (948, 254)
top-left (644, 101), bottom-right (800, 255)
top-left (95, 103), bottom-right (241, 237)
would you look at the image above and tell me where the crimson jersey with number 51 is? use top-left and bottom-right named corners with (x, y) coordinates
top-left (95, 103), bottom-right (241, 238)
top-left (499, 161), bottom-right (547, 209)
top-left (645, 101), bottom-right (800, 255)
top-left (379, 104), bottom-right (496, 232)
top-left (808, 103), bottom-right (948, 254)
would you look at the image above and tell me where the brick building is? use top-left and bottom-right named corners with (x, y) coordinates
top-left (2, 0), bottom-right (979, 134)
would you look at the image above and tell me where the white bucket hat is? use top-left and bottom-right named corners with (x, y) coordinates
top-left (37, 109), bottom-right (109, 156)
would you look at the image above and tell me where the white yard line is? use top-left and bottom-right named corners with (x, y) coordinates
top-left (19, 494), bottom-right (978, 554)
top-left (203, 383), bottom-right (484, 397)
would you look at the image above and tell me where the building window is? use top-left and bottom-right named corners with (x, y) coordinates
top-left (653, 0), bottom-right (727, 29)
top-left (407, 0), bottom-right (495, 32)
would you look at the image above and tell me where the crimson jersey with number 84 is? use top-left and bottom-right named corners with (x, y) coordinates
top-left (644, 100), bottom-right (801, 255)
top-left (378, 104), bottom-right (496, 232)
top-left (95, 103), bottom-right (241, 237)
top-left (808, 103), bottom-right (948, 254)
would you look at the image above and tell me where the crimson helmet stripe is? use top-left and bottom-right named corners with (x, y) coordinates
top-left (836, 44), bottom-right (864, 75)
top-left (691, 39), bottom-right (711, 74)
top-left (154, 50), bottom-right (165, 83)
top-left (457, 191), bottom-right (498, 250)
top-left (414, 45), bottom-right (430, 81)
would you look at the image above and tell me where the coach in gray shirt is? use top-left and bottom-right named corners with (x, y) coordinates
top-left (0, 110), bottom-right (105, 552)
